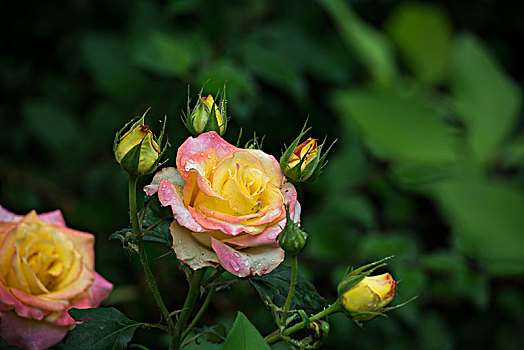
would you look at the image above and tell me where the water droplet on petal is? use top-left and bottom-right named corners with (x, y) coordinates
top-left (196, 227), bottom-right (202, 232)
top-left (188, 159), bottom-right (195, 164)
top-left (233, 252), bottom-right (240, 258)
top-left (177, 240), bottom-right (182, 245)
top-left (270, 259), bottom-right (275, 263)
top-left (230, 260), bottom-right (240, 272)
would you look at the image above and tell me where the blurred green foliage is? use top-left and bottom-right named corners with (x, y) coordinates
top-left (1, 0), bottom-right (523, 349)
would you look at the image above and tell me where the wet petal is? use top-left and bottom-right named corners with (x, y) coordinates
top-left (211, 238), bottom-right (285, 277)
top-left (144, 167), bottom-right (184, 196)
top-left (170, 221), bottom-right (219, 270)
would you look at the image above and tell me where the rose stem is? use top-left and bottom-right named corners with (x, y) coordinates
top-left (281, 254), bottom-right (298, 327)
top-left (265, 301), bottom-right (342, 345)
top-left (173, 268), bottom-right (207, 348)
top-left (128, 175), bottom-right (177, 336)
top-left (180, 285), bottom-right (217, 341)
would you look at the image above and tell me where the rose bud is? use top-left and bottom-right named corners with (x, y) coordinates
top-left (184, 85), bottom-right (227, 136)
top-left (277, 206), bottom-right (307, 256)
top-left (114, 110), bottom-right (167, 176)
top-left (280, 124), bottom-right (335, 183)
top-left (340, 273), bottom-right (397, 321)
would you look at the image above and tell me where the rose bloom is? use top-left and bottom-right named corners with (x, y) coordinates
top-left (0, 206), bottom-right (113, 350)
top-left (145, 131), bottom-right (300, 277)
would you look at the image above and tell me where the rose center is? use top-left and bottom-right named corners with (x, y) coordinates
top-left (1, 222), bottom-right (75, 295)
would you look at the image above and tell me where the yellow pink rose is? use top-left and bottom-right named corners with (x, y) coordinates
top-left (144, 131), bottom-right (300, 277)
top-left (0, 206), bottom-right (112, 350)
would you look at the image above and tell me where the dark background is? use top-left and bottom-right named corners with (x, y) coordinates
top-left (1, 0), bottom-right (523, 349)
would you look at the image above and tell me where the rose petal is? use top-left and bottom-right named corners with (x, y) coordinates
top-left (211, 238), bottom-right (285, 277)
top-left (0, 283), bottom-right (45, 320)
top-left (244, 149), bottom-right (283, 187)
top-left (177, 132), bottom-right (237, 180)
top-left (158, 179), bottom-right (207, 232)
top-left (144, 167), bottom-right (184, 196)
top-left (0, 310), bottom-right (69, 350)
top-left (0, 206), bottom-right (66, 227)
top-left (187, 206), bottom-right (266, 236)
top-left (170, 221), bottom-right (219, 270)
top-left (89, 273), bottom-right (113, 307)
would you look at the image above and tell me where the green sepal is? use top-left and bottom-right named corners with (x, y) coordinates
top-left (119, 135), bottom-right (147, 175)
top-left (279, 121), bottom-right (312, 173)
top-left (336, 256), bottom-right (394, 296)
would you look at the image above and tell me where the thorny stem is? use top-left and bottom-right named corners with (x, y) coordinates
top-left (281, 255), bottom-right (298, 327)
top-left (265, 301), bottom-right (342, 345)
top-left (128, 176), bottom-right (177, 338)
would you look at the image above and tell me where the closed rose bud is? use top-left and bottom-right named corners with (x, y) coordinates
top-left (280, 124), bottom-right (335, 183)
top-left (184, 85), bottom-right (228, 136)
top-left (114, 111), bottom-right (167, 176)
top-left (340, 273), bottom-right (397, 321)
top-left (277, 206), bottom-right (307, 256)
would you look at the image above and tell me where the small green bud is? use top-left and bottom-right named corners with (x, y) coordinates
top-left (277, 206), bottom-right (307, 256)
top-left (307, 320), bottom-right (330, 343)
top-left (184, 84), bottom-right (227, 136)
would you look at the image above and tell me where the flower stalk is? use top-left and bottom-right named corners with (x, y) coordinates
top-left (128, 176), bottom-right (177, 338)
top-left (265, 301), bottom-right (342, 345)
top-left (281, 255), bottom-right (298, 327)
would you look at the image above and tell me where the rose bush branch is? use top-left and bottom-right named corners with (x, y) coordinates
top-left (128, 175), bottom-right (176, 336)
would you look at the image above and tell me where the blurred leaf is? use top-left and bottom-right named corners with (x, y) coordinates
top-left (82, 34), bottom-right (150, 98)
top-left (334, 89), bottom-right (458, 163)
top-left (418, 313), bottom-right (454, 350)
top-left (318, 0), bottom-right (396, 87)
top-left (141, 205), bottom-right (172, 246)
top-left (222, 312), bottom-right (270, 350)
top-left (422, 251), bottom-right (468, 273)
top-left (450, 33), bottom-right (522, 164)
top-left (502, 134), bottom-right (524, 167)
top-left (358, 231), bottom-right (420, 259)
top-left (242, 41), bottom-right (305, 99)
top-left (132, 31), bottom-right (206, 78)
top-left (249, 264), bottom-right (327, 315)
top-left (386, 3), bottom-right (452, 84)
top-left (65, 307), bottom-right (140, 350)
top-left (434, 178), bottom-right (524, 274)
top-left (329, 194), bottom-right (376, 229)
top-left (23, 100), bottom-right (78, 156)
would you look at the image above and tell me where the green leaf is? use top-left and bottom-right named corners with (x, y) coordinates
top-left (65, 307), bottom-right (141, 350)
top-left (141, 205), bottom-right (172, 246)
top-left (318, 0), bottom-right (396, 87)
top-left (450, 33), bottom-right (522, 164)
top-left (386, 2), bottom-right (452, 84)
top-left (433, 178), bottom-right (524, 274)
top-left (222, 312), bottom-right (270, 350)
top-left (249, 264), bottom-right (327, 315)
top-left (334, 89), bottom-right (458, 164)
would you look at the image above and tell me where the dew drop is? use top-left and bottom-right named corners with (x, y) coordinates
top-left (210, 210), bottom-right (215, 215)
top-left (177, 240), bottom-right (182, 245)
top-left (231, 260), bottom-right (240, 272)
top-left (233, 252), bottom-right (241, 258)
top-left (188, 159), bottom-right (195, 164)
top-left (200, 152), bottom-right (204, 156)
top-left (196, 227), bottom-right (202, 232)
top-left (270, 259), bottom-right (275, 263)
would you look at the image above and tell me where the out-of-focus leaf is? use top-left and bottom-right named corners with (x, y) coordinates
top-left (23, 100), bottom-right (78, 156)
top-left (450, 33), bottom-right (522, 164)
top-left (81, 35), bottom-right (149, 98)
top-left (358, 231), bottom-right (420, 260)
top-left (318, 0), bottom-right (396, 87)
top-left (434, 178), bottom-right (524, 274)
top-left (131, 31), bottom-right (206, 77)
top-left (222, 312), bottom-right (270, 350)
top-left (386, 3), bottom-right (452, 84)
top-left (242, 41), bottom-right (305, 99)
top-left (328, 195), bottom-right (376, 229)
top-left (196, 59), bottom-right (258, 120)
top-left (333, 89), bottom-right (458, 163)
top-left (249, 264), bottom-right (327, 315)
top-left (65, 308), bottom-right (140, 350)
